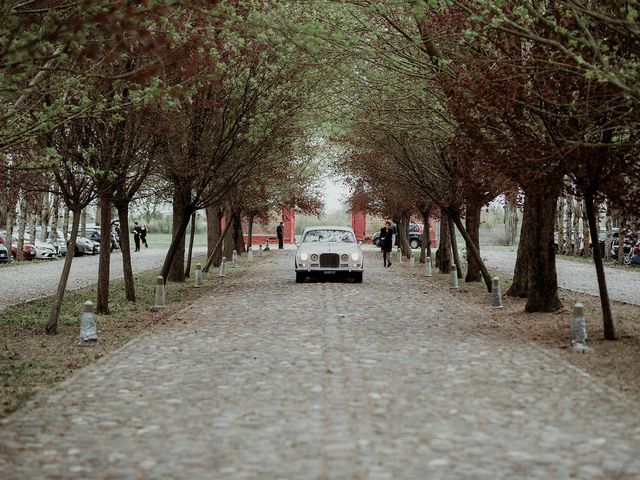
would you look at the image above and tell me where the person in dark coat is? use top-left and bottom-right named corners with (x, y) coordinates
top-left (140, 223), bottom-right (148, 248)
top-left (276, 222), bottom-right (284, 249)
top-left (132, 222), bottom-right (141, 252)
top-left (380, 221), bottom-right (393, 267)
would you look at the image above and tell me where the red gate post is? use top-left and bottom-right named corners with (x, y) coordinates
top-left (282, 209), bottom-right (295, 245)
top-left (351, 212), bottom-right (366, 242)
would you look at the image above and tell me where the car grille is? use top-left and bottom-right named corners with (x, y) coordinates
top-left (319, 253), bottom-right (339, 268)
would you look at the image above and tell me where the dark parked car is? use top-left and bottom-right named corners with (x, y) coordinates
top-left (0, 244), bottom-right (9, 263)
top-left (371, 224), bottom-right (424, 249)
top-left (85, 227), bottom-right (120, 251)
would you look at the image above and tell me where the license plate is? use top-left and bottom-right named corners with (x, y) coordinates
top-left (323, 270), bottom-right (336, 274)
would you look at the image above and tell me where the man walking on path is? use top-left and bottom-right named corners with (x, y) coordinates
top-left (132, 222), bottom-right (141, 252)
top-left (276, 221), bottom-right (284, 249)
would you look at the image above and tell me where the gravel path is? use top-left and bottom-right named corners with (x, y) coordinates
top-left (482, 250), bottom-right (640, 306)
top-left (0, 247), bottom-right (206, 311)
top-left (0, 251), bottom-right (638, 479)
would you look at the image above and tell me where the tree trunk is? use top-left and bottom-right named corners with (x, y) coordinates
top-left (45, 210), bottom-right (80, 335)
top-left (206, 205), bottom-right (223, 268)
top-left (585, 193), bottom-right (616, 340)
top-left (203, 218), bottom-right (233, 272)
top-left (62, 206), bottom-right (70, 239)
top-left (117, 204), bottom-right (135, 301)
top-left (185, 212), bottom-right (197, 278)
top-left (167, 186), bottom-right (191, 282)
top-left (160, 208), bottom-right (193, 283)
top-left (16, 196), bottom-right (26, 260)
top-left (436, 214), bottom-right (451, 272)
top-left (506, 195), bottom-right (535, 298)
top-left (80, 209), bottom-right (87, 237)
top-left (604, 212), bottom-right (613, 261)
top-left (40, 192), bottom-right (49, 241)
top-left (223, 208), bottom-right (235, 261)
top-left (573, 197), bottom-right (582, 256)
top-left (564, 195), bottom-right (573, 255)
top-left (51, 193), bottom-right (60, 242)
top-left (581, 200), bottom-right (590, 256)
top-left (396, 216), bottom-right (411, 258)
top-left (465, 200), bottom-right (482, 282)
top-left (419, 207), bottom-right (431, 263)
top-left (232, 210), bottom-right (245, 255)
top-left (448, 215), bottom-right (462, 279)
top-left (524, 191), bottom-right (562, 312)
top-left (28, 211), bottom-right (37, 244)
top-left (556, 195), bottom-right (564, 253)
top-left (96, 194), bottom-right (112, 314)
top-left (448, 211), bottom-right (492, 291)
top-left (504, 197), bottom-right (518, 245)
top-left (247, 214), bottom-right (255, 250)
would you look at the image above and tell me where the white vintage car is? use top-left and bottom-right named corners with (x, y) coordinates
top-left (295, 226), bottom-right (364, 283)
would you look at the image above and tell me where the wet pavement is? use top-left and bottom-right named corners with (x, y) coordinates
top-left (0, 251), bottom-right (638, 479)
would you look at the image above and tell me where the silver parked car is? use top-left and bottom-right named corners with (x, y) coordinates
top-left (295, 226), bottom-right (364, 283)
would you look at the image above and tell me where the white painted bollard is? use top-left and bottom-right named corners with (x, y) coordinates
top-left (232, 250), bottom-right (238, 268)
top-left (450, 264), bottom-right (459, 289)
top-left (219, 256), bottom-right (227, 277)
top-left (409, 256), bottom-right (415, 268)
top-left (194, 263), bottom-right (203, 288)
top-left (258, 244), bottom-right (263, 256)
top-left (424, 257), bottom-right (432, 277)
top-left (491, 276), bottom-right (503, 309)
top-left (247, 248), bottom-right (253, 261)
top-left (396, 246), bottom-right (402, 263)
top-left (154, 276), bottom-right (166, 308)
top-left (79, 300), bottom-right (98, 342)
top-left (571, 303), bottom-right (591, 351)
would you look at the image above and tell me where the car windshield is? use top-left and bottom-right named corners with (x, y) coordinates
top-left (303, 229), bottom-right (355, 243)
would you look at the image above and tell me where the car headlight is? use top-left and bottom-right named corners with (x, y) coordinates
top-left (351, 252), bottom-right (360, 261)
top-left (311, 254), bottom-right (318, 261)
top-left (300, 252), bottom-right (308, 261)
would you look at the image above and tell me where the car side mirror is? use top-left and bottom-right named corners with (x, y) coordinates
top-left (358, 241), bottom-right (363, 246)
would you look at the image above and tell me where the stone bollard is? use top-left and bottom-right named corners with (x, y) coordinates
top-left (424, 256), bottom-right (432, 277)
top-left (247, 248), bottom-right (253, 261)
top-left (571, 303), bottom-right (592, 351)
top-left (79, 300), bottom-right (98, 342)
top-left (264, 240), bottom-right (270, 251)
top-left (232, 250), bottom-right (238, 268)
top-left (258, 244), bottom-right (263, 256)
top-left (450, 264), bottom-right (459, 289)
top-left (409, 256), bottom-right (415, 269)
top-left (491, 276), bottom-right (503, 309)
top-left (154, 276), bottom-right (166, 308)
top-left (219, 256), bottom-right (227, 277)
top-left (396, 246), bottom-right (402, 263)
top-left (194, 263), bottom-right (203, 288)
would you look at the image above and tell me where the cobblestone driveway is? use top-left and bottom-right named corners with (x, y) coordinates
top-left (0, 251), bottom-right (639, 479)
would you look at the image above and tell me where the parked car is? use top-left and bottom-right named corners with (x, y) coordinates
top-left (85, 227), bottom-right (120, 251)
top-left (75, 236), bottom-right (98, 256)
top-left (0, 244), bottom-right (9, 263)
top-left (33, 239), bottom-right (57, 259)
top-left (371, 224), bottom-right (424, 249)
top-left (25, 227), bottom-right (67, 257)
top-left (295, 226), bottom-right (364, 283)
top-left (0, 231), bottom-right (37, 260)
